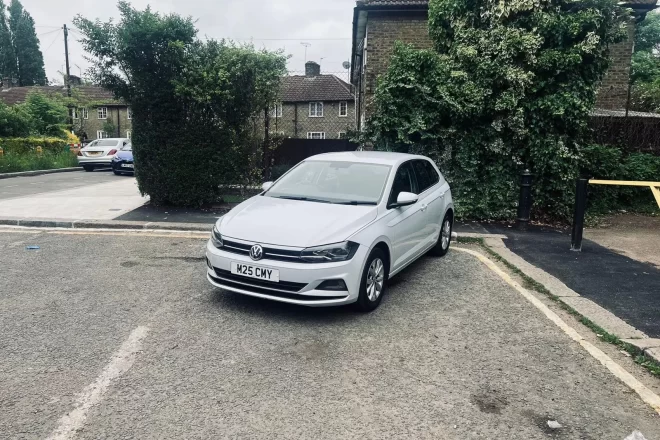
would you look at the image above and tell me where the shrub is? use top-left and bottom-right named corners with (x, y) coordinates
top-left (0, 150), bottom-right (78, 173)
top-left (0, 137), bottom-right (69, 154)
top-left (582, 145), bottom-right (660, 213)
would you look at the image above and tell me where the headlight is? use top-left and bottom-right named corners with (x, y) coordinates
top-left (300, 241), bottom-right (359, 263)
top-left (211, 225), bottom-right (223, 248)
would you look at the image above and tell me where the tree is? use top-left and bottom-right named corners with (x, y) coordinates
top-left (631, 11), bottom-right (660, 112)
top-left (0, 99), bottom-right (30, 136)
top-left (366, 0), bottom-right (627, 220)
top-left (21, 91), bottom-right (68, 137)
top-left (0, 0), bottom-right (17, 82)
top-left (6, 0), bottom-right (46, 86)
top-left (74, 2), bottom-right (287, 206)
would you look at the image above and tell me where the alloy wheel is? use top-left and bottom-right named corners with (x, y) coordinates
top-left (441, 219), bottom-right (451, 250)
top-left (366, 258), bottom-right (385, 301)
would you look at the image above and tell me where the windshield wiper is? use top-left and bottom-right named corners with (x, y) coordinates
top-left (336, 201), bottom-right (378, 206)
top-left (276, 196), bottom-right (332, 204)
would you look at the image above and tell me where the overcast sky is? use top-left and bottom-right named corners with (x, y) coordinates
top-left (24, 0), bottom-right (356, 84)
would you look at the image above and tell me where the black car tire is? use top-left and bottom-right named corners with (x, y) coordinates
top-left (429, 213), bottom-right (453, 257)
top-left (83, 165), bottom-right (94, 172)
top-left (113, 170), bottom-right (122, 176)
top-left (355, 248), bottom-right (389, 313)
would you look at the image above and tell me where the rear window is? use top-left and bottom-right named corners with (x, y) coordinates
top-left (88, 140), bottom-right (119, 147)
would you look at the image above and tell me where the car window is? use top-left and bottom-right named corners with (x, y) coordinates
top-left (266, 161), bottom-right (391, 205)
top-left (424, 160), bottom-right (441, 187)
top-left (412, 160), bottom-right (433, 193)
top-left (89, 140), bottom-right (120, 147)
top-left (388, 162), bottom-right (417, 206)
top-left (120, 145), bottom-right (132, 151)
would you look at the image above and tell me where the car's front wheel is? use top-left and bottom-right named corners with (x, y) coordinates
top-left (355, 248), bottom-right (388, 312)
top-left (113, 170), bottom-right (122, 176)
top-left (429, 213), bottom-right (452, 257)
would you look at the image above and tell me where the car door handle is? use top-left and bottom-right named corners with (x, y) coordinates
top-left (421, 204), bottom-right (428, 212)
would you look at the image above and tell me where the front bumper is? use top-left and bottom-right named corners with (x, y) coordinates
top-left (205, 240), bottom-right (367, 307)
top-left (112, 160), bottom-right (135, 172)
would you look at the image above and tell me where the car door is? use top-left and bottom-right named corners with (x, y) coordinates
top-left (387, 161), bottom-right (426, 273)
top-left (411, 159), bottom-right (446, 250)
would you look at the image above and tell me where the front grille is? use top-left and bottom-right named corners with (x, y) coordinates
top-left (209, 273), bottom-right (346, 302)
top-left (222, 239), bottom-right (303, 263)
top-left (214, 268), bottom-right (306, 292)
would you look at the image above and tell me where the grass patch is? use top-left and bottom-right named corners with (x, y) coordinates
top-left (456, 235), bottom-right (660, 378)
top-left (0, 151), bottom-right (78, 173)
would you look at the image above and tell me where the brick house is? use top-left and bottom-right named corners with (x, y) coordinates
top-left (0, 84), bottom-right (133, 141)
top-left (269, 62), bottom-right (356, 139)
top-left (350, 0), bottom-right (660, 129)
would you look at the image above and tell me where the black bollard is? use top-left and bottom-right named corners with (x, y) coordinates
top-left (517, 169), bottom-right (533, 231)
top-left (571, 178), bottom-right (589, 252)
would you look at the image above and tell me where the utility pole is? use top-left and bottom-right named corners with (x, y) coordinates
top-left (63, 24), bottom-right (72, 126)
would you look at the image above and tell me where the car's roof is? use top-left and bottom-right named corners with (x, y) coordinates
top-left (305, 151), bottom-right (429, 166)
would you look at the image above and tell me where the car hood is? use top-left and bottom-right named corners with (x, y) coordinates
top-left (219, 196), bottom-right (378, 248)
top-left (115, 151), bottom-right (133, 160)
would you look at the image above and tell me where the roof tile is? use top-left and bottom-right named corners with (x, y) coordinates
top-left (0, 85), bottom-right (120, 106)
top-left (280, 75), bottom-right (354, 102)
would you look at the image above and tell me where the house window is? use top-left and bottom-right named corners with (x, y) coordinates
top-left (97, 107), bottom-right (107, 119)
top-left (127, 107), bottom-right (133, 119)
top-left (96, 130), bottom-right (107, 139)
top-left (72, 108), bottom-right (78, 119)
top-left (309, 102), bottom-right (323, 117)
top-left (82, 108), bottom-right (89, 119)
top-left (270, 103), bottom-right (282, 118)
top-left (339, 101), bottom-right (348, 117)
top-left (307, 132), bottom-right (325, 140)
top-left (338, 132), bottom-right (347, 139)
top-left (126, 130), bottom-right (132, 140)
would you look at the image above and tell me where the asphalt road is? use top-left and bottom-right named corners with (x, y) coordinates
top-left (0, 170), bottom-right (116, 201)
top-left (1, 230), bottom-right (659, 439)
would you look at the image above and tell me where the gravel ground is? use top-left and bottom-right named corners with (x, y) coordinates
top-left (0, 230), bottom-right (658, 439)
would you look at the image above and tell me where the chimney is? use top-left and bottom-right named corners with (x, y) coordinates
top-left (305, 61), bottom-right (321, 77)
top-left (68, 75), bottom-right (82, 86)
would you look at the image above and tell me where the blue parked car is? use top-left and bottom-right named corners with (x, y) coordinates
top-left (111, 144), bottom-right (134, 175)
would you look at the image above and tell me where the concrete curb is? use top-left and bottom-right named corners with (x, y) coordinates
top-left (480, 237), bottom-right (659, 363)
top-left (0, 167), bottom-right (83, 180)
top-left (0, 217), bottom-right (212, 232)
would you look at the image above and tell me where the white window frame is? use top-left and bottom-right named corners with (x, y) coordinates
top-left (309, 102), bottom-right (324, 117)
top-left (97, 107), bottom-right (107, 119)
top-left (338, 131), bottom-right (347, 139)
top-left (270, 103), bottom-right (282, 118)
top-left (339, 101), bottom-right (348, 117)
top-left (82, 108), bottom-right (89, 119)
top-left (96, 130), bottom-right (107, 139)
top-left (126, 130), bottom-right (132, 140)
top-left (127, 107), bottom-right (133, 120)
top-left (307, 132), bottom-right (325, 140)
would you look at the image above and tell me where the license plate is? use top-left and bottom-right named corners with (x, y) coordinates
top-left (231, 262), bottom-right (279, 282)
top-left (87, 151), bottom-right (103, 156)
top-left (121, 164), bottom-right (134, 168)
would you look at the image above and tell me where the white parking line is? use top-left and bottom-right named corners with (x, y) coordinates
top-left (45, 326), bottom-right (149, 440)
top-left (454, 247), bottom-right (660, 415)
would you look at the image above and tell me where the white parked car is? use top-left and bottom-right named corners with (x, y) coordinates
top-left (77, 138), bottom-right (131, 172)
top-left (206, 152), bottom-right (454, 312)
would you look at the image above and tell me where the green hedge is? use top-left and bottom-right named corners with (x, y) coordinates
top-left (0, 150), bottom-right (78, 173)
top-left (0, 138), bottom-right (69, 155)
top-left (582, 145), bottom-right (660, 214)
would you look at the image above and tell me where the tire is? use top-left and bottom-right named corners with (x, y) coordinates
top-left (83, 165), bottom-right (94, 172)
top-left (355, 248), bottom-right (388, 313)
top-left (113, 170), bottom-right (122, 175)
top-left (429, 213), bottom-right (453, 257)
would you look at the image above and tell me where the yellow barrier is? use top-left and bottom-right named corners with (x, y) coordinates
top-left (589, 179), bottom-right (660, 209)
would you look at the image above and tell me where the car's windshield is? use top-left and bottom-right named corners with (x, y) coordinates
top-left (265, 160), bottom-right (391, 205)
top-left (120, 145), bottom-right (132, 151)
top-left (88, 140), bottom-right (120, 147)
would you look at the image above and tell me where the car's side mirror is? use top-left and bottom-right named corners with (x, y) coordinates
top-left (390, 192), bottom-right (418, 208)
top-left (262, 181), bottom-right (274, 192)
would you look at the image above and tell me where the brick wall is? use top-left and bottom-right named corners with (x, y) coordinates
top-left (75, 106), bottom-right (133, 140)
top-left (360, 13), bottom-right (636, 119)
top-left (361, 11), bottom-right (433, 119)
top-left (269, 101), bottom-right (356, 139)
top-left (595, 21), bottom-right (635, 110)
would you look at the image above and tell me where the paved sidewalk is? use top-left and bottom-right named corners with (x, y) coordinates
top-left (483, 224), bottom-right (660, 338)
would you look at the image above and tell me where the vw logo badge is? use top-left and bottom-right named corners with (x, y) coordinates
top-left (250, 244), bottom-right (264, 261)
